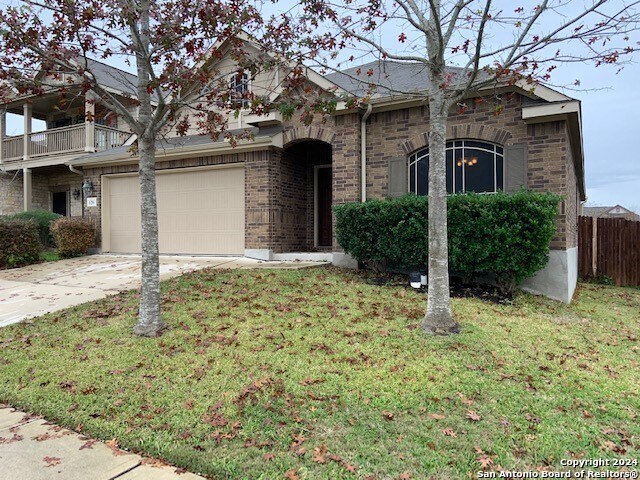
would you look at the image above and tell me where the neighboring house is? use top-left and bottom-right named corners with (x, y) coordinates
top-left (582, 205), bottom-right (640, 221)
top-left (0, 41), bottom-right (585, 303)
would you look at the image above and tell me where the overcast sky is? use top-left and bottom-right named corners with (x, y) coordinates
top-left (3, 1), bottom-right (639, 211)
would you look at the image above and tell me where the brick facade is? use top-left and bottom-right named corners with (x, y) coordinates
top-left (364, 94), bottom-right (580, 250)
top-left (4, 94), bottom-right (580, 255)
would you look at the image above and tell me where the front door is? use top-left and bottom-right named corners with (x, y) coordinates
top-left (52, 191), bottom-right (68, 216)
top-left (317, 167), bottom-right (332, 247)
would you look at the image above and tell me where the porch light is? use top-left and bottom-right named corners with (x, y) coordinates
top-left (82, 179), bottom-right (94, 196)
top-left (73, 189), bottom-right (81, 200)
top-left (409, 272), bottom-right (422, 289)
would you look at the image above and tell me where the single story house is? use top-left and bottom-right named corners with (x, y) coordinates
top-left (582, 205), bottom-right (640, 221)
top-left (0, 42), bottom-right (585, 302)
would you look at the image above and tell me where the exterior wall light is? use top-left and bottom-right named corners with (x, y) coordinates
top-left (72, 189), bottom-right (81, 200)
top-left (82, 179), bottom-right (94, 196)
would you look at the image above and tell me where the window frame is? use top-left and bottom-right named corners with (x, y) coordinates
top-left (408, 139), bottom-right (504, 195)
top-left (228, 71), bottom-right (251, 109)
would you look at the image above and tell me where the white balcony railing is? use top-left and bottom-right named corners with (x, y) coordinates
top-left (29, 124), bottom-right (85, 157)
top-left (1, 123), bottom-right (131, 163)
top-left (2, 136), bottom-right (23, 161)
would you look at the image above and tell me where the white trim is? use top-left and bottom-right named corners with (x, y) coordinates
top-left (71, 133), bottom-right (282, 168)
top-left (522, 100), bottom-right (580, 123)
top-left (313, 164), bottom-right (332, 249)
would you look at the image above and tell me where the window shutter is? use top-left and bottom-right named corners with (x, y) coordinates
top-left (504, 144), bottom-right (528, 192)
top-left (388, 157), bottom-right (407, 198)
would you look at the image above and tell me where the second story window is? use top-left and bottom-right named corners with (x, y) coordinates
top-left (229, 72), bottom-right (250, 108)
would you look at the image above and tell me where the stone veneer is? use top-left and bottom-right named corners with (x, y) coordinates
top-left (0, 168), bottom-right (82, 216)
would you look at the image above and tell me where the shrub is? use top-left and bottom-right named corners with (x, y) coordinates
top-left (50, 217), bottom-right (95, 258)
top-left (334, 191), bottom-right (561, 292)
top-left (0, 219), bottom-right (42, 269)
top-left (11, 210), bottom-right (63, 247)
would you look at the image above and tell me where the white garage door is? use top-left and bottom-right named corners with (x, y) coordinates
top-left (105, 166), bottom-right (245, 255)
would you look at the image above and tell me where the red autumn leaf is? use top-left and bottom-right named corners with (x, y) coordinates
top-left (43, 456), bottom-right (61, 467)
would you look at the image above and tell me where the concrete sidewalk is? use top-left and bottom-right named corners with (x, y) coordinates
top-left (0, 407), bottom-right (205, 480)
top-left (0, 254), bottom-right (325, 327)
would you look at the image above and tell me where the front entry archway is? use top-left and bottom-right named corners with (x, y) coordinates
top-left (280, 140), bottom-right (332, 252)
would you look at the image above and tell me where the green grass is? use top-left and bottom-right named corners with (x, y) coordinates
top-left (39, 250), bottom-right (60, 262)
top-left (0, 268), bottom-right (638, 479)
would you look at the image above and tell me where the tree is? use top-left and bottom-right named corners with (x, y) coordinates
top-left (273, 0), bottom-right (640, 334)
top-left (0, 0), bottom-right (266, 336)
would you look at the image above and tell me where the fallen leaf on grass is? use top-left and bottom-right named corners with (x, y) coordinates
top-left (443, 428), bottom-right (457, 437)
top-left (428, 413), bottom-right (445, 420)
top-left (477, 454), bottom-right (494, 470)
top-left (466, 410), bottom-right (482, 422)
top-left (284, 469), bottom-right (300, 480)
top-left (382, 411), bottom-right (395, 421)
top-left (263, 453), bottom-right (275, 461)
top-left (313, 445), bottom-right (328, 463)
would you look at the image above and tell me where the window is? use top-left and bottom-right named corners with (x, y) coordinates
top-left (409, 140), bottom-right (504, 194)
top-left (229, 71), bottom-right (250, 108)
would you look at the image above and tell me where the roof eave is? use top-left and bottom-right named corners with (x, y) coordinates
top-left (69, 133), bottom-right (283, 168)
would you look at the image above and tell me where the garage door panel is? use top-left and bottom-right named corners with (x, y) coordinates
top-left (107, 166), bottom-right (244, 255)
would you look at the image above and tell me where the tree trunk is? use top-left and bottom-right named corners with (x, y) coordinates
top-left (133, 134), bottom-right (166, 336)
top-left (422, 92), bottom-right (460, 335)
top-left (129, 0), bottom-right (165, 337)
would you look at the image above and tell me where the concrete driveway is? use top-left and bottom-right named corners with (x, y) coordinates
top-left (0, 254), bottom-right (324, 327)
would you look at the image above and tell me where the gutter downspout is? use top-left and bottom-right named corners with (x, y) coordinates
top-left (68, 164), bottom-right (83, 176)
top-left (360, 103), bottom-right (372, 203)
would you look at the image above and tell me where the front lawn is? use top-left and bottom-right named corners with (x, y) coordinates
top-left (0, 268), bottom-right (638, 479)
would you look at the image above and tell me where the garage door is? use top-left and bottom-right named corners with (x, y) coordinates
top-left (105, 166), bottom-right (245, 255)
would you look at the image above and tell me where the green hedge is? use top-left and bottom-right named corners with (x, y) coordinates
top-left (10, 210), bottom-right (63, 247)
top-left (51, 217), bottom-right (96, 258)
top-left (334, 192), bottom-right (561, 292)
top-left (0, 219), bottom-right (42, 269)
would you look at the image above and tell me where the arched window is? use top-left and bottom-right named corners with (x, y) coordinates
top-left (408, 140), bottom-right (504, 194)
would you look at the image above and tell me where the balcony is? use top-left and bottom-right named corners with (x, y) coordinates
top-left (0, 124), bottom-right (131, 164)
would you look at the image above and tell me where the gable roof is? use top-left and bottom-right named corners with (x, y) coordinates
top-left (82, 59), bottom-right (138, 96)
top-left (583, 205), bottom-right (640, 220)
top-left (324, 59), bottom-right (574, 104)
top-left (326, 60), bottom-right (456, 97)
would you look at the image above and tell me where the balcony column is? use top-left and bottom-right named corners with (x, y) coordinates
top-left (0, 110), bottom-right (5, 163)
top-left (23, 103), bottom-right (32, 161)
top-left (85, 94), bottom-right (96, 152)
top-left (23, 167), bottom-right (32, 212)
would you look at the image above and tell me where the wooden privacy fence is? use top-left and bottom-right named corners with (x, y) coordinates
top-left (578, 216), bottom-right (640, 286)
